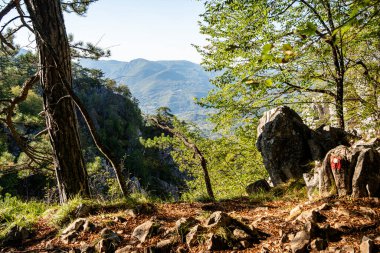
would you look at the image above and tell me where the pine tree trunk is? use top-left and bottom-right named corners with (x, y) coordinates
top-left (25, 0), bottom-right (90, 203)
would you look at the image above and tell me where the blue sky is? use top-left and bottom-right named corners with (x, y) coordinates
top-left (62, 0), bottom-right (206, 63)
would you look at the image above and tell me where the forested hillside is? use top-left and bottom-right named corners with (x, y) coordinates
top-left (80, 58), bottom-right (214, 125)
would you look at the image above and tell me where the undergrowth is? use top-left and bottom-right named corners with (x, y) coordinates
top-left (248, 179), bottom-right (307, 203)
top-left (0, 194), bottom-right (47, 241)
top-left (0, 192), bottom-right (154, 242)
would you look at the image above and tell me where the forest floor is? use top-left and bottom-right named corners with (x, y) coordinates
top-left (1, 196), bottom-right (380, 252)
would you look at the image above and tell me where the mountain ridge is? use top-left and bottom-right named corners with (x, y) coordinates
top-left (79, 58), bottom-right (213, 124)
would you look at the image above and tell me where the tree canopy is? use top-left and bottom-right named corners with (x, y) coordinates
top-left (197, 0), bottom-right (380, 133)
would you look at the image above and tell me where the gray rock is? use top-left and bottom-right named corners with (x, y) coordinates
top-left (303, 166), bottom-right (320, 200)
top-left (0, 225), bottom-right (30, 246)
top-left (206, 233), bottom-right (230, 251)
top-left (151, 238), bottom-right (176, 253)
top-left (256, 106), bottom-right (315, 185)
top-left (206, 211), bottom-right (233, 228)
top-left (115, 245), bottom-right (133, 253)
top-left (83, 220), bottom-right (96, 232)
top-left (100, 228), bottom-right (121, 243)
top-left (61, 231), bottom-right (78, 244)
top-left (114, 216), bottom-right (127, 223)
top-left (233, 228), bottom-right (251, 241)
top-left (75, 203), bottom-right (92, 218)
top-left (341, 245), bottom-right (355, 253)
top-left (80, 243), bottom-right (95, 253)
top-left (132, 220), bottom-right (159, 242)
top-left (245, 179), bottom-right (271, 195)
top-left (186, 225), bottom-right (205, 248)
top-left (257, 107), bottom-right (350, 186)
top-left (125, 209), bottom-right (137, 218)
top-left (319, 144), bottom-right (380, 198)
top-left (174, 217), bottom-right (198, 242)
top-left (96, 238), bottom-right (116, 253)
top-left (290, 230), bottom-right (310, 253)
top-left (296, 209), bottom-right (325, 223)
top-left (352, 148), bottom-right (380, 197)
top-left (360, 236), bottom-right (374, 253)
top-left (240, 240), bottom-right (251, 249)
top-left (62, 218), bottom-right (87, 235)
top-left (310, 238), bottom-right (327, 251)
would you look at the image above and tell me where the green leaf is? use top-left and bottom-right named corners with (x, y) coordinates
top-left (265, 79), bottom-right (273, 87)
top-left (282, 43), bottom-right (292, 51)
top-left (262, 43), bottom-right (273, 54)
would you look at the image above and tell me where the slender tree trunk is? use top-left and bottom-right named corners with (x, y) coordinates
top-left (150, 117), bottom-right (215, 200)
top-left (25, 0), bottom-right (90, 203)
top-left (196, 147), bottom-right (215, 200)
top-left (336, 79), bottom-right (345, 130)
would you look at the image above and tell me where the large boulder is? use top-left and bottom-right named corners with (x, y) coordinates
top-left (256, 106), bottom-right (313, 185)
top-left (319, 140), bottom-right (380, 198)
top-left (257, 106), bottom-right (350, 186)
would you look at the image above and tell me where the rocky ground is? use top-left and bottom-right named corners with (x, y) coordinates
top-left (1, 197), bottom-right (380, 253)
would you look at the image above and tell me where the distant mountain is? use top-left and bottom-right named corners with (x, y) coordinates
top-left (79, 58), bottom-right (214, 124)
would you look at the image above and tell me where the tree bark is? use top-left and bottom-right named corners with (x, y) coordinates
top-left (25, 0), bottom-right (90, 203)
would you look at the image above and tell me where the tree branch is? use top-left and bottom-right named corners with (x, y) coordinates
top-left (284, 81), bottom-right (336, 97)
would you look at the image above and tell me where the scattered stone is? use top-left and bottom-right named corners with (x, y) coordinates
top-left (132, 220), bottom-right (159, 243)
top-left (290, 230), bottom-right (310, 253)
top-left (280, 233), bottom-right (290, 244)
top-left (310, 238), bottom-right (327, 251)
top-left (334, 207), bottom-right (351, 217)
top-left (359, 207), bottom-right (377, 218)
top-left (296, 209), bottom-right (325, 223)
top-left (114, 216), bottom-right (127, 223)
top-left (46, 239), bottom-right (54, 250)
top-left (303, 167), bottom-right (320, 200)
top-left (176, 246), bottom-right (187, 253)
top-left (115, 245), bottom-right (133, 253)
top-left (61, 231), bottom-right (78, 244)
top-left (75, 203), bottom-right (92, 218)
top-left (83, 219), bottom-right (96, 232)
top-left (175, 217), bottom-right (198, 241)
top-left (0, 225), bottom-right (30, 246)
top-left (205, 211), bottom-right (233, 228)
top-left (62, 218), bottom-right (87, 235)
top-left (341, 245), bottom-right (355, 253)
top-left (315, 203), bottom-right (331, 211)
top-left (333, 222), bottom-right (350, 231)
top-left (206, 233), bottom-right (230, 251)
top-left (126, 209), bottom-right (137, 218)
top-left (186, 225), bottom-right (205, 247)
top-left (96, 238), bottom-right (116, 253)
top-left (233, 228), bottom-right (251, 241)
top-left (152, 238), bottom-right (176, 252)
top-left (360, 236), bottom-right (374, 253)
top-left (261, 246), bottom-right (270, 253)
top-left (100, 228), bottom-right (121, 243)
top-left (289, 205), bottom-right (303, 220)
top-left (246, 179), bottom-right (271, 195)
top-left (80, 243), bottom-right (95, 253)
top-left (240, 240), bottom-right (250, 249)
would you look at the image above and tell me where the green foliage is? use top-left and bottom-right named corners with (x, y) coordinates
top-left (144, 109), bottom-right (267, 200)
top-left (0, 194), bottom-right (47, 241)
top-left (197, 0), bottom-right (380, 133)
